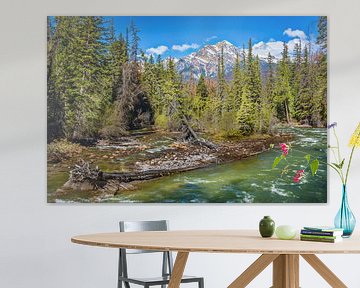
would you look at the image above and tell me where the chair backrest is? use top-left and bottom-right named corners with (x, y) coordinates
top-left (118, 220), bottom-right (173, 283)
top-left (119, 220), bottom-right (169, 254)
top-left (120, 220), bottom-right (168, 232)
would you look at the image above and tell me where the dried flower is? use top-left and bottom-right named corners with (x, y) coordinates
top-left (349, 123), bottom-right (360, 148)
top-left (327, 122), bottom-right (337, 129)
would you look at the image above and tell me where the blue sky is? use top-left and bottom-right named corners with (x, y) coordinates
top-left (109, 16), bottom-right (321, 59)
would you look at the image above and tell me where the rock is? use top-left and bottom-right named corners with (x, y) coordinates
top-left (63, 179), bottom-right (95, 191)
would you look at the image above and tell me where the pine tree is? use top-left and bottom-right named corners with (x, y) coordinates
top-left (264, 52), bottom-right (275, 101)
top-left (154, 55), bottom-right (167, 114)
top-left (74, 16), bottom-right (111, 138)
top-left (317, 16), bottom-right (327, 53)
top-left (252, 55), bottom-right (263, 104)
top-left (47, 17), bottom-right (64, 142)
top-left (292, 41), bottom-right (302, 120)
top-left (273, 42), bottom-right (294, 123)
top-left (260, 52), bottom-right (276, 133)
top-left (237, 84), bottom-right (255, 135)
top-left (129, 20), bottom-right (140, 62)
top-left (49, 16), bottom-right (78, 140)
top-left (229, 53), bottom-right (243, 111)
top-left (48, 17), bottom-right (328, 141)
top-left (216, 47), bottom-right (227, 116)
top-left (243, 39), bottom-right (262, 106)
top-left (196, 74), bottom-right (208, 109)
top-left (241, 44), bottom-right (246, 70)
top-left (314, 16), bottom-right (328, 126)
top-left (237, 39), bottom-right (262, 132)
top-left (310, 57), bottom-right (325, 127)
top-left (112, 24), bottom-right (153, 131)
top-left (219, 53), bottom-right (243, 137)
top-left (297, 45), bottom-right (312, 124)
top-left (112, 60), bottom-right (154, 133)
top-left (142, 54), bottom-right (158, 112)
top-left (108, 33), bottom-right (128, 102)
top-left (49, 16), bottom-right (111, 140)
top-left (161, 57), bottom-right (183, 130)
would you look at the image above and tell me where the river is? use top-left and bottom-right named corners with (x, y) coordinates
top-left (48, 127), bottom-right (327, 203)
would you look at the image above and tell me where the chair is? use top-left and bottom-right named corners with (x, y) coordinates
top-left (118, 220), bottom-right (204, 288)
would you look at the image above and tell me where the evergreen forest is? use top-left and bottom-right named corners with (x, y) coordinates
top-left (47, 16), bottom-right (327, 143)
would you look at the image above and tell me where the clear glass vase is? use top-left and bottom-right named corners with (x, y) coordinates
top-left (334, 185), bottom-right (356, 237)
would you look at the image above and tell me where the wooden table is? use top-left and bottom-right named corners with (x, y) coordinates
top-left (72, 230), bottom-right (360, 288)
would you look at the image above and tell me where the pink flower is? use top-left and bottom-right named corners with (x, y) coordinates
top-left (293, 169), bottom-right (305, 183)
top-left (280, 143), bottom-right (289, 156)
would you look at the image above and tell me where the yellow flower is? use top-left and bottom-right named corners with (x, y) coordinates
top-left (349, 122), bottom-right (360, 148)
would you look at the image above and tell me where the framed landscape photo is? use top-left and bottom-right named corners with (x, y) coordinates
top-left (47, 16), bottom-right (327, 203)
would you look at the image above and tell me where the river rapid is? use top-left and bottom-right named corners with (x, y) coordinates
top-left (48, 127), bottom-right (327, 203)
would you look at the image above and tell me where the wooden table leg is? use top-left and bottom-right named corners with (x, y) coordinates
top-left (272, 254), bottom-right (299, 288)
top-left (228, 254), bottom-right (279, 288)
top-left (168, 252), bottom-right (189, 288)
top-left (301, 254), bottom-right (347, 288)
top-left (288, 255), bottom-right (299, 288)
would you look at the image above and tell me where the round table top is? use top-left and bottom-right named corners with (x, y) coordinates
top-left (71, 230), bottom-right (360, 254)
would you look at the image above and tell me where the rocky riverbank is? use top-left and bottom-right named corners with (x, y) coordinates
top-left (49, 131), bottom-right (292, 201)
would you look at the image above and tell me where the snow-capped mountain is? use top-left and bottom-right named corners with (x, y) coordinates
top-left (176, 40), bottom-right (268, 80)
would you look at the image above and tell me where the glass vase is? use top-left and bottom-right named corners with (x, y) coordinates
top-left (334, 185), bottom-right (356, 237)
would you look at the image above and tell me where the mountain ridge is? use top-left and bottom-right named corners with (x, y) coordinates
top-left (175, 40), bottom-right (268, 80)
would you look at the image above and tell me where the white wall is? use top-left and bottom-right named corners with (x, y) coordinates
top-left (1, 0), bottom-right (360, 287)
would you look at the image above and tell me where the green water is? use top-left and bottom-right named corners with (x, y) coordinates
top-left (48, 127), bottom-right (327, 203)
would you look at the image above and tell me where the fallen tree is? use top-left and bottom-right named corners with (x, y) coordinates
top-left (103, 164), bottom-right (208, 181)
top-left (60, 133), bottom-right (293, 194)
top-left (169, 100), bottom-right (218, 150)
top-left (66, 159), bottom-right (212, 189)
top-left (180, 117), bottom-right (218, 150)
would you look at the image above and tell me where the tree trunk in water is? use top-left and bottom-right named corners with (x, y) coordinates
top-left (68, 160), bottom-right (211, 185)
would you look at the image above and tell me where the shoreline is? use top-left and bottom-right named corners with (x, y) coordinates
top-left (48, 131), bottom-right (293, 201)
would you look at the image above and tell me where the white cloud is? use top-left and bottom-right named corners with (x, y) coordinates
top-left (146, 45), bottom-right (168, 55)
top-left (252, 38), bottom-right (316, 61)
top-left (252, 40), bottom-right (284, 60)
top-left (283, 28), bottom-right (307, 40)
top-left (205, 35), bottom-right (218, 42)
top-left (172, 43), bottom-right (200, 52)
top-left (287, 38), bottom-right (303, 51)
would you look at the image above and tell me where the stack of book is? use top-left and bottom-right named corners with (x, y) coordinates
top-left (300, 226), bottom-right (344, 243)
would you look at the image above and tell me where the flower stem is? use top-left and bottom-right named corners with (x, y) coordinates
top-left (345, 129), bottom-right (360, 185)
top-left (333, 127), bottom-right (342, 164)
top-left (333, 127), bottom-right (346, 183)
top-left (328, 163), bottom-right (344, 182)
top-left (345, 145), bottom-right (356, 185)
top-left (330, 147), bottom-right (339, 164)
